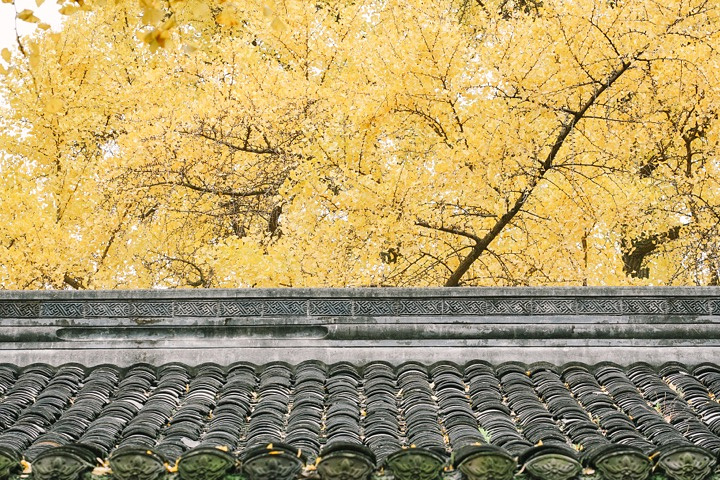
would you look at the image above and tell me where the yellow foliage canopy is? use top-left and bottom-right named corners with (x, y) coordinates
top-left (0, 0), bottom-right (719, 288)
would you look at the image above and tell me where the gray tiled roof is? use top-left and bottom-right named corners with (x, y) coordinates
top-left (0, 360), bottom-right (719, 480)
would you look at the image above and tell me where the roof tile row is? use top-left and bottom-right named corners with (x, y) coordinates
top-left (0, 361), bottom-right (719, 480)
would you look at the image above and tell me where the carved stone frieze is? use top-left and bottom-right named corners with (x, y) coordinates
top-left (2, 291), bottom-right (718, 321)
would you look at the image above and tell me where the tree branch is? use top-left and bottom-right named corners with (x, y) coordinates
top-left (416, 219), bottom-right (483, 243)
top-left (141, 179), bottom-right (268, 198)
top-left (444, 60), bottom-right (632, 286)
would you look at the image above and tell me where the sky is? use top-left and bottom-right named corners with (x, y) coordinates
top-left (0, 0), bottom-right (62, 52)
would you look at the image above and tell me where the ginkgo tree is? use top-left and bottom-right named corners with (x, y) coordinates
top-left (0, 0), bottom-right (718, 288)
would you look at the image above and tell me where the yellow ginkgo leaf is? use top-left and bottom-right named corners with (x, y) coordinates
top-left (142, 7), bottom-right (163, 25)
top-left (270, 17), bottom-right (286, 32)
top-left (160, 15), bottom-right (176, 31)
top-left (44, 97), bottom-right (64, 114)
top-left (28, 52), bottom-right (40, 68)
top-left (35, 0), bottom-right (44, 6)
top-left (189, 1), bottom-right (209, 18)
top-left (1, 48), bottom-right (10, 63)
top-left (17, 9), bottom-right (40, 23)
top-left (58, 5), bottom-right (78, 14)
top-left (38, 22), bottom-right (51, 30)
top-left (215, 9), bottom-right (238, 27)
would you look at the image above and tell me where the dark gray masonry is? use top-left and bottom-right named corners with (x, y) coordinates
top-left (1, 287), bottom-right (719, 365)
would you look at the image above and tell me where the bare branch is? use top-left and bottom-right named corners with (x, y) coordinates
top-left (444, 59), bottom-right (632, 286)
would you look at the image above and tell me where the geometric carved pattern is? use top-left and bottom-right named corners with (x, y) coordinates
top-left (264, 300), bottom-right (307, 316)
top-left (711, 300), bottom-right (720, 315)
top-left (444, 299), bottom-right (530, 315)
top-left (130, 302), bottom-right (173, 317)
top-left (444, 300), bottom-right (488, 315)
top-left (0, 295), bottom-right (717, 320)
top-left (309, 300), bottom-right (353, 316)
top-left (0, 302), bottom-right (39, 317)
top-left (532, 300), bottom-right (575, 315)
top-left (174, 301), bottom-right (217, 316)
top-left (484, 299), bottom-right (530, 315)
top-left (668, 300), bottom-right (710, 315)
top-left (623, 299), bottom-right (669, 315)
top-left (355, 301), bottom-right (395, 316)
top-left (40, 302), bottom-right (83, 318)
top-left (85, 302), bottom-right (130, 317)
top-left (219, 301), bottom-right (263, 316)
top-left (576, 299), bottom-right (623, 315)
top-left (396, 300), bottom-right (441, 315)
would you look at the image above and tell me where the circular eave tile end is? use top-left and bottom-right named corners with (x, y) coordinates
top-left (179, 446), bottom-right (236, 463)
top-left (34, 445), bottom-right (97, 466)
top-left (0, 447), bottom-right (21, 479)
top-left (452, 444), bottom-right (513, 468)
top-left (518, 445), bottom-right (579, 465)
top-left (385, 447), bottom-right (448, 466)
top-left (452, 445), bottom-right (516, 480)
top-left (589, 445), bottom-right (652, 480)
top-left (108, 447), bottom-right (167, 480)
top-left (178, 447), bottom-right (238, 480)
top-left (522, 453), bottom-right (582, 480)
top-left (242, 443), bottom-right (306, 464)
top-left (109, 447), bottom-right (167, 464)
top-left (319, 442), bottom-right (377, 466)
top-left (656, 445), bottom-right (717, 480)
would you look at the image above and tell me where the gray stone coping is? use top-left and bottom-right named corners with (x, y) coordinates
top-left (0, 287), bottom-right (719, 365)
